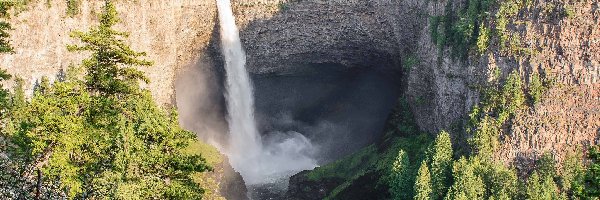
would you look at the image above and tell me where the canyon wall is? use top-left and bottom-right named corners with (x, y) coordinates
top-left (0, 0), bottom-right (217, 105)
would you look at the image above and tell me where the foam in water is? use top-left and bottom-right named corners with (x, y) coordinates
top-left (216, 0), bottom-right (317, 185)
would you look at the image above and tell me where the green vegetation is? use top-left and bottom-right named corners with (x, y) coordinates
top-left (429, 0), bottom-right (546, 59)
top-left (430, 131), bottom-right (452, 199)
top-left (308, 67), bottom-right (595, 200)
top-left (66, 0), bottom-right (80, 17)
top-left (390, 150), bottom-right (411, 200)
top-left (0, 1), bottom-right (212, 199)
top-left (468, 71), bottom-right (526, 159)
top-left (445, 157), bottom-right (486, 200)
top-left (278, 1), bottom-right (288, 11)
top-left (403, 55), bottom-right (419, 71)
top-left (573, 146), bottom-right (600, 198)
top-left (0, 1), bottom-right (13, 53)
top-left (414, 161), bottom-right (432, 200)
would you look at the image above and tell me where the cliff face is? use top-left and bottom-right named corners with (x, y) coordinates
top-left (232, 0), bottom-right (599, 164)
top-left (0, 0), bottom-right (217, 105)
top-left (408, 0), bottom-right (599, 163)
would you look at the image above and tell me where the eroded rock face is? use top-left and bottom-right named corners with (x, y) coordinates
top-left (406, 0), bottom-right (600, 164)
top-left (0, 0), bottom-right (217, 105)
top-left (238, 0), bottom-right (424, 74)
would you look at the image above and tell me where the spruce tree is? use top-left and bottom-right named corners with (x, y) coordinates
top-left (573, 145), bottom-right (600, 198)
top-left (3, 1), bottom-right (210, 199)
top-left (390, 149), bottom-right (410, 200)
top-left (67, 0), bottom-right (152, 95)
top-left (414, 161), bottom-right (432, 200)
top-left (430, 131), bottom-right (453, 199)
top-left (444, 157), bottom-right (485, 200)
top-left (525, 172), bottom-right (561, 200)
top-left (0, 2), bottom-right (13, 53)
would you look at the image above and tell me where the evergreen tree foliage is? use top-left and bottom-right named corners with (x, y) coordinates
top-left (537, 152), bottom-right (557, 181)
top-left (444, 157), bottom-right (485, 200)
top-left (0, 21), bottom-right (11, 53)
top-left (430, 131), bottom-right (453, 199)
top-left (560, 151), bottom-right (585, 198)
top-left (481, 162), bottom-right (518, 200)
top-left (390, 149), bottom-right (411, 200)
top-left (525, 172), bottom-right (561, 200)
top-left (414, 161), bottom-right (432, 200)
top-left (573, 145), bottom-right (600, 199)
top-left (0, 69), bottom-right (10, 113)
top-left (0, 1), bottom-right (13, 54)
top-left (67, 0), bottom-right (152, 95)
top-left (1, 1), bottom-right (210, 199)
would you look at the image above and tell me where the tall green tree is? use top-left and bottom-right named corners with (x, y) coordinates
top-left (390, 149), bottom-right (411, 200)
top-left (67, 0), bottom-right (151, 95)
top-left (525, 172), bottom-right (561, 200)
top-left (430, 131), bottom-right (453, 199)
top-left (0, 1), bottom-right (13, 53)
top-left (573, 145), bottom-right (600, 199)
top-left (3, 1), bottom-right (210, 199)
top-left (444, 157), bottom-right (485, 200)
top-left (414, 161), bottom-right (432, 200)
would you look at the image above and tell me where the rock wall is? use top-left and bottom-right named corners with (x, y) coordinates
top-left (407, 0), bottom-right (599, 163)
top-left (0, 0), bottom-right (217, 105)
top-left (230, 0), bottom-right (599, 164)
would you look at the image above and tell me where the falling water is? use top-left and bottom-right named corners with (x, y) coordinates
top-left (216, 0), bottom-right (317, 187)
top-left (216, 0), bottom-right (262, 162)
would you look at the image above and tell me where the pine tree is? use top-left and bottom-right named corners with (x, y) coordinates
top-left (0, 21), bottom-right (11, 53)
top-left (390, 149), bottom-right (411, 200)
top-left (0, 2), bottom-right (13, 53)
top-left (2, 1), bottom-right (210, 199)
top-left (0, 69), bottom-right (10, 113)
top-left (415, 161), bottom-right (432, 200)
top-left (444, 157), bottom-right (485, 200)
top-left (430, 130), bottom-right (453, 199)
top-left (525, 172), bottom-right (561, 200)
top-left (573, 145), bottom-right (600, 198)
top-left (67, 0), bottom-right (152, 95)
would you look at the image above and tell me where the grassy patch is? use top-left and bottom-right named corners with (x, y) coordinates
top-left (184, 140), bottom-right (223, 166)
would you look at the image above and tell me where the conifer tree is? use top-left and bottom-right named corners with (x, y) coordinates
top-left (3, 1), bottom-right (210, 199)
top-left (0, 2), bottom-right (13, 54)
top-left (67, 0), bottom-right (152, 95)
top-left (525, 172), bottom-right (561, 200)
top-left (444, 157), bottom-right (485, 200)
top-left (430, 131), bottom-right (453, 199)
top-left (414, 161), bottom-right (432, 200)
top-left (390, 149), bottom-right (410, 200)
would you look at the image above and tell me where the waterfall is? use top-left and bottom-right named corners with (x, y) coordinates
top-left (216, 0), bottom-right (262, 162)
top-left (216, 0), bottom-right (317, 186)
